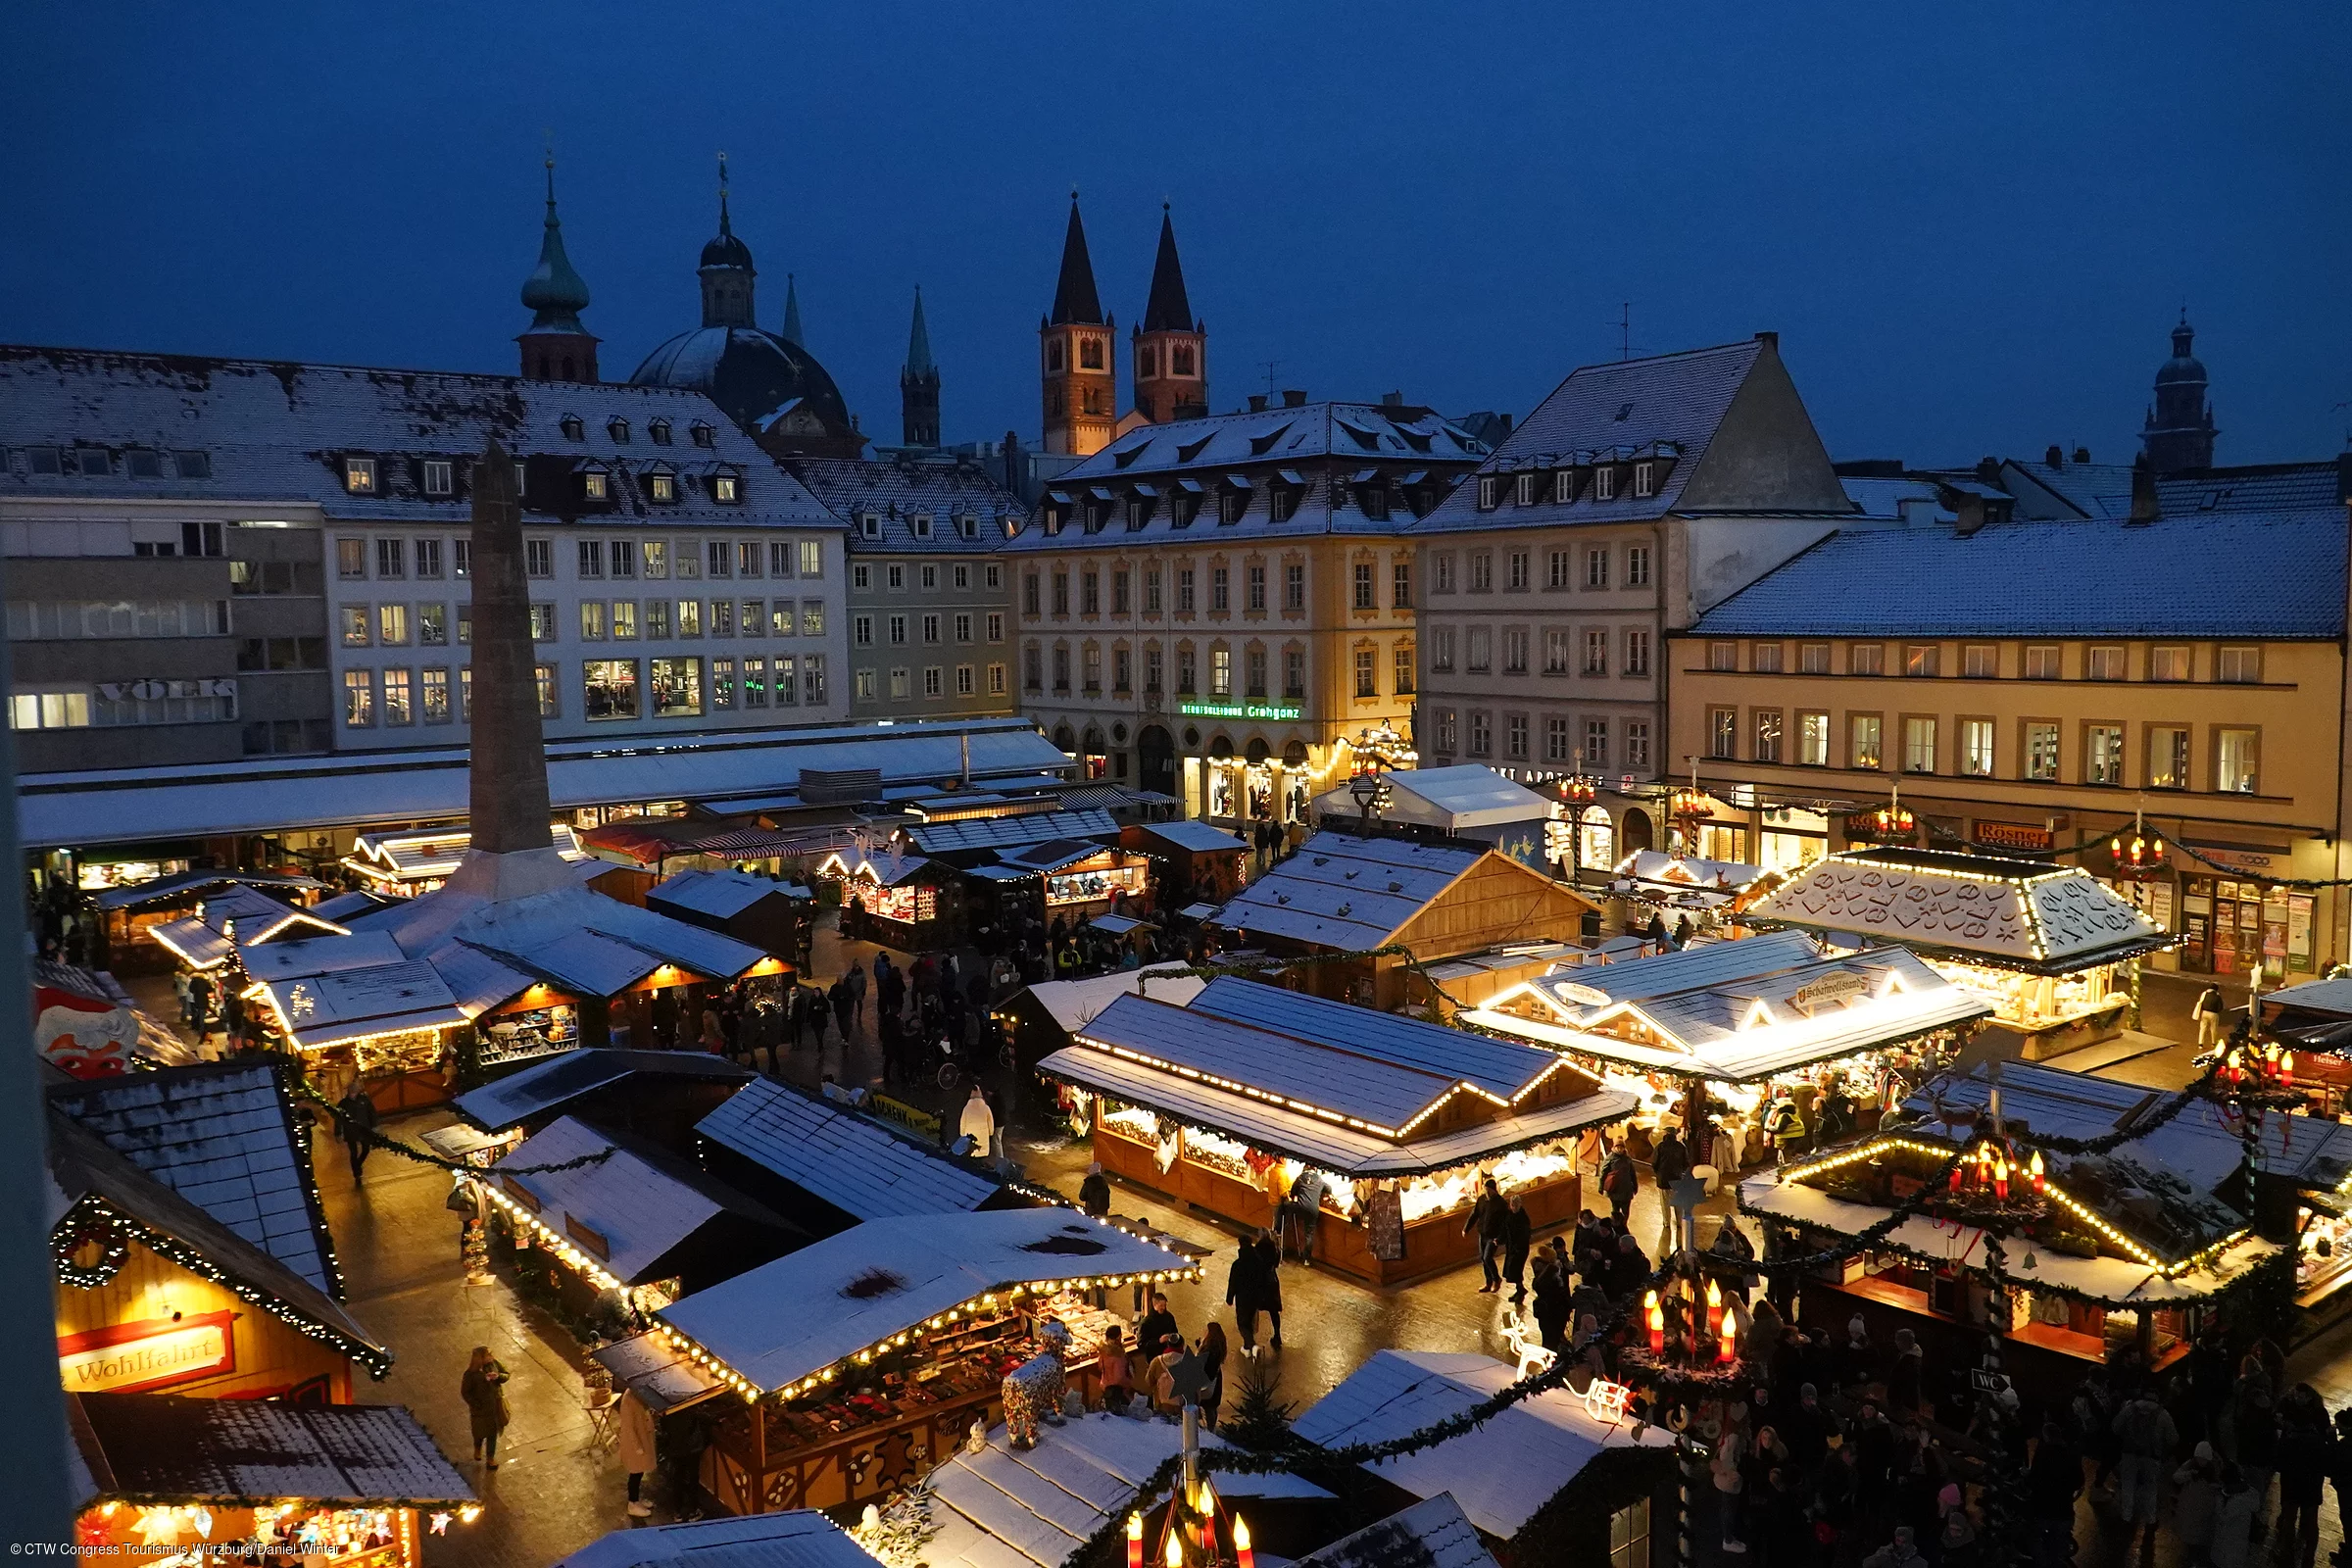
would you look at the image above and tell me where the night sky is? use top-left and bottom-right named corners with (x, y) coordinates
top-left (6, 4), bottom-right (2344, 466)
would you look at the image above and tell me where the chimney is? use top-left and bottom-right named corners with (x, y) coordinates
top-left (2045, 444), bottom-right (2064, 468)
top-left (1281, 388), bottom-right (1307, 408)
top-left (1753, 331), bottom-right (1779, 350)
top-left (2337, 448), bottom-right (2352, 506)
top-left (1248, 394), bottom-right (1268, 413)
top-left (2073, 445), bottom-right (2091, 464)
top-left (1975, 457), bottom-right (2001, 486)
top-left (1382, 390), bottom-right (1404, 408)
top-left (2128, 456), bottom-right (2160, 524)
top-left (465, 436), bottom-right (554, 854)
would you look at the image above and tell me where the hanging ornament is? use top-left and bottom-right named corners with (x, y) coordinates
top-left (2109, 809), bottom-right (2166, 879)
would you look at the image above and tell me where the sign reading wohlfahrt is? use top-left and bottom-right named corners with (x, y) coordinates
top-left (57, 1310), bottom-right (237, 1395)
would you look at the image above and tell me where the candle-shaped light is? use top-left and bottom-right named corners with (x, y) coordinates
top-left (1234, 1517), bottom-right (1255, 1568)
top-left (1992, 1152), bottom-right (2009, 1201)
top-left (2282, 1052), bottom-right (2296, 1089)
top-left (2028, 1150), bottom-right (2045, 1194)
top-left (1128, 1513), bottom-right (1144, 1568)
top-left (1164, 1528), bottom-right (1184, 1568)
top-left (1719, 1309), bottom-right (1739, 1365)
top-left (1644, 1289), bottom-right (1664, 1353)
top-left (1704, 1278), bottom-right (1724, 1339)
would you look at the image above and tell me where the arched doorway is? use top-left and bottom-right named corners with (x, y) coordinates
top-left (1138, 726), bottom-right (1176, 800)
top-left (1620, 807), bottom-right (1654, 855)
top-left (1080, 725), bottom-right (1108, 780)
top-left (1052, 722), bottom-right (1077, 754)
top-left (1579, 805), bottom-right (1617, 869)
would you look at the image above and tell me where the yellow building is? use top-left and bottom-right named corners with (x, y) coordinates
top-left (1667, 510), bottom-right (2352, 981)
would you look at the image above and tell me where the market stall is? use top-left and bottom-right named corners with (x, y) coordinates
top-left (1121, 819), bottom-right (1250, 906)
top-left (149, 884), bottom-right (353, 974)
top-left (649, 868), bottom-right (814, 972)
top-left (636, 1209), bottom-right (1201, 1515)
top-left (1460, 929), bottom-right (1989, 1166)
top-left (91, 869), bottom-right (326, 973)
top-left (1740, 1059), bottom-right (2279, 1404)
top-left (837, 850), bottom-right (965, 953)
top-left (68, 1392), bottom-right (479, 1567)
top-left (455, 1046), bottom-right (757, 1148)
top-left (1010, 839), bottom-right (1154, 916)
top-left (994, 965), bottom-right (1206, 1075)
top-left (342, 823), bottom-right (590, 896)
top-left (1606, 850), bottom-right (1774, 930)
top-left (1039, 977), bottom-right (1638, 1286)
top-left (1745, 847), bottom-right (2171, 1057)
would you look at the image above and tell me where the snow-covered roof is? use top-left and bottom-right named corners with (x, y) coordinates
top-left (148, 885), bottom-right (349, 969)
top-left (455, 1047), bottom-right (756, 1133)
top-left (1374, 765), bottom-right (1554, 830)
top-left (1017, 965), bottom-right (1207, 1035)
top-left (785, 455), bottom-right (1027, 555)
top-left (1190, 976), bottom-right (1567, 1102)
top-left (2264, 975), bottom-right (2352, 1020)
top-left (906, 808), bottom-right (1119, 856)
top-left (1131, 819), bottom-right (1249, 855)
top-left (1612, 851), bottom-right (1765, 891)
top-left (493, 1116), bottom-right (789, 1286)
top-left (1298, 1494), bottom-right (1501, 1568)
top-left (554, 1509), bottom-right (876, 1568)
top-left (648, 867), bottom-right (796, 920)
top-left (1747, 848), bottom-right (2166, 972)
top-left (881, 1413), bottom-right (1331, 1568)
top-left (70, 1392), bottom-right (472, 1507)
top-left (349, 823), bottom-right (586, 881)
top-left (657, 1211), bottom-right (1195, 1396)
top-left (828, 848), bottom-right (935, 887)
top-left (1465, 936), bottom-right (1989, 1083)
top-left (1291, 1351), bottom-right (1674, 1538)
top-left (50, 1061), bottom-right (340, 1298)
top-left (90, 869), bottom-right (324, 912)
top-left (1210, 832), bottom-right (1488, 949)
top-left (695, 1076), bottom-right (1003, 1221)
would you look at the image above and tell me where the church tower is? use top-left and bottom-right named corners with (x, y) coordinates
top-left (516, 157), bottom-right (599, 382)
top-left (699, 154), bottom-right (758, 330)
top-left (901, 287), bottom-right (941, 449)
top-left (1132, 204), bottom-right (1207, 423)
top-left (2141, 312), bottom-right (2219, 473)
top-left (1040, 195), bottom-right (1115, 456)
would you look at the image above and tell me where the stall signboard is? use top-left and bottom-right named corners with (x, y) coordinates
top-left (1790, 972), bottom-right (1872, 1012)
top-left (1974, 821), bottom-right (2054, 853)
top-left (1177, 700), bottom-right (1303, 722)
top-left (59, 1311), bottom-right (236, 1395)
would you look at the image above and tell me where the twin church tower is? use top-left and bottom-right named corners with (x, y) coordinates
top-left (514, 160), bottom-right (1204, 459)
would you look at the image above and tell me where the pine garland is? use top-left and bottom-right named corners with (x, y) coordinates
top-left (291, 1081), bottom-right (618, 1175)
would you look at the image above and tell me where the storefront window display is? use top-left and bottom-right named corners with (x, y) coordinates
top-left (478, 1004), bottom-right (578, 1067)
top-left (78, 858), bottom-right (192, 892)
top-left (858, 882), bottom-right (940, 925)
top-left (2181, 877), bottom-right (2311, 979)
top-left (1697, 824), bottom-right (1748, 863)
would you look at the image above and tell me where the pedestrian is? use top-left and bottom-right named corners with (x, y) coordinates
top-left (2274, 1383), bottom-right (2333, 1568)
top-left (804, 983), bottom-right (830, 1049)
top-left (1501, 1194), bottom-right (1533, 1301)
top-left (1860, 1526), bottom-right (1927, 1568)
top-left (1532, 1251), bottom-right (1572, 1352)
top-left (2237, 1381), bottom-right (2278, 1536)
top-left (1466, 1177), bottom-right (1507, 1293)
top-left (1651, 1125), bottom-right (1690, 1250)
top-left (1197, 1322), bottom-right (1228, 1427)
top-left (959, 1086), bottom-right (997, 1160)
top-left (1226, 1228), bottom-right (1272, 1353)
top-left (699, 999), bottom-right (726, 1054)
top-left (1714, 1415), bottom-right (1750, 1554)
top-left (2173, 1442), bottom-right (2220, 1568)
top-left (847, 962), bottom-right (867, 1029)
top-left (2213, 1464), bottom-right (2259, 1568)
top-left (1609, 1232), bottom-right (1650, 1301)
top-left (461, 1346), bottom-right (512, 1468)
top-left (2112, 1384), bottom-right (2179, 1552)
top-left (1138, 1292), bottom-right (1180, 1358)
top-left (1600, 1143), bottom-right (1640, 1227)
top-left (619, 1388), bottom-right (658, 1518)
top-left (1097, 1326), bottom-right (1134, 1413)
top-left (1080, 1162), bottom-right (1111, 1217)
top-left (831, 979), bottom-right (854, 1041)
top-left (1886, 1327), bottom-right (1923, 1417)
top-left (1147, 1334), bottom-right (1187, 1418)
top-left (2193, 984), bottom-right (2228, 1050)
top-left (1284, 1166), bottom-right (1326, 1265)
top-left (336, 1082), bottom-right (377, 1182)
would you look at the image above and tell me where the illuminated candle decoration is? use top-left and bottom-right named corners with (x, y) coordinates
top-left (2282, 1052), bottom-right (2296, 1089)
top-left (1165, 1528), bottom-right (1184, 1568)
top-left (1992, 1152), bottom-right (2009, 1201)
top-left (2028, 1151), bottom-right (2045, 1193)
top-left (1719, 1310), bottom-right (1739, 1365)
top-left (1128, 1513), bottom-right (1144, 1568)
top-left (1644, 1289), bottom-right (1664, 1353)
top-left (1704, 1278), bottom-right (1724, 1338)
top-left (1235, 1517), bottom-right (1255, 1568)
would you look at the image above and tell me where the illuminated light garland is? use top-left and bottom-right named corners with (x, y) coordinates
top-left (293, 1083), bottom-right (618, 1176)
top-left (472, 1181), bottom-right (624, 1294)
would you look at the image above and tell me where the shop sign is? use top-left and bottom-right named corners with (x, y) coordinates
top-left (58, 1311), bottom-right (236, 1395)
top-left (2189, 844), bottom-right (2281, 874)
top-left (1555, 981), bottom-right (1612, 1006)
top-left (1974, 820), bottom-right (2054, 853)
top-left (1177, 700), bottom-right (1303, 722)
top-left (1790, 972), bottom-right (1872, 1011)
top-left (867, 1093), bottom-right (943, 1142)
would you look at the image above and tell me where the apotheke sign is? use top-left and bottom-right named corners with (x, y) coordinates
top-left (1177, 700), bottom-right (1303, 722)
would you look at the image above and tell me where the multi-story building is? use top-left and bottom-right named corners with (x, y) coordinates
top-left (1010, 394), bottom-right (1487, 820)
top-left (0, 347), bottom-right (850, 767)
top-left (1406, 334), bottom-right (1856, 866)
top-left (1666, 503), bottom-right (2352, 981)
top-left (787, 453), bottom-right (1023, 722)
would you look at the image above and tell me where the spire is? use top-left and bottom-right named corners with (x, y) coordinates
top-left (717, 151), bottom-right (732, 237)
top-left (1141, 203), bottom-right (1195, 334)
top-left (519, 154), bottom-right (592, 327)
top-left (698, 150), bottom-right (757, 329)
top-left (463, 437), bottom-right (554, 857)
top-left (1049, 192), bottom-right (1105, 325)
top-left (781, 273), bottom-right (805, 347)
top-left (905, 286), bottom-right (935, 376)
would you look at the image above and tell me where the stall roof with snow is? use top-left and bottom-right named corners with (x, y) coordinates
top-left (1209, 831), bottom-right (1593, 955)
top-left (1312, 765), bottom-right (1552, 833)
top-left (905, 808), bottom-right (1120, 858)
top-left (1462, 931), bottom-right (1990, 1082)
top-left (552, 1509), bottom-right (878, 1568)
top-left (1297, 1494), bottom-right (1502, 1568)
top-left (68, 1391), bottom-right (472, 1507)
top-left (1129, 819), bottom-right (1250, 855)
top-left (345, 823), bottom-right (587, 886)
top-left (1744, 847), bottom-right (2168, 973)
top-left (647, 867), bottom-right (804, 921)
top-left (867, 1412), bottom-right (1331, 1568)
top-left (455, 1047), bottom-right (757, 1133)
top-left (1290, 1350), bottom-right (1674, 1541)
top-left (655, 1210), bottom-right (1200, 1399)
top-left (149, 884), bottom-right (351, 970)
top-left (695, 1075), bottom-right (1008, 1228)
top-left (92, 869), bottom-right (326, 912)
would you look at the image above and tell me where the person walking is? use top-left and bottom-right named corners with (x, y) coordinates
top-left (1651, 1126), bottom-right (1690, 1251)
top-left (1197, 1322), bottom-right (1228, 1427)
top-left (2173, 1442), bottom-right (2221, 1568)
top-left (1501, 1195), bottom-right (1533, 1302)
top-left (2213, 1465), bottom-right (2260, 1568)
top-left (336, 1082), bottom-right (377, 1183)
top-left (1080, 1162), bottom-right (1111, 1217)
top-left (847, 962), bottom-right (868, 1031)
top-left (461, 1346), bottom-right (512, 1469)
top-left (2274, 1384), bottom-right (2333, 1568)
top-left (2112, 1385), bottom-right (2180, 1556)
top-left (2194, 985), bottom-right (2228, 1050)
top-left (1599, 1143), bottom-right (1640, 1227)
top-left (831, 979), bottom-right (854, 1042)
top-left (619, 1388), bottom-right (658, 1518)
top-left (1714, 1416), bottom-right (1751, 1555)
top-left (1097, 1326), bottom-right (1134, 1413)
top-left (1466, 1177), bottom-right (1508, 1294)
top-left (958, 1086), bottom-right (997, 1160)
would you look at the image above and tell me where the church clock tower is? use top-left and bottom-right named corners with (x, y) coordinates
top-left (1040, 195), bottom-right (1114, 457)
top-left (1133, 204), bottom-right (1206, 423)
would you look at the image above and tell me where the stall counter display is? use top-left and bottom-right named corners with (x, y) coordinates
top-left (1044, 853), bottom-right (1151, 910)
top-left (2299, 1205), bottom-right (2352, 1308)
top-left (478, 1004), bottom-right (578, 1067)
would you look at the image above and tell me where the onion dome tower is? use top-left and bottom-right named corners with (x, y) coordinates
top-left (516, 157), bottom-right (599, 383)
top-left (2141, 311), bottom-right (2219, 474)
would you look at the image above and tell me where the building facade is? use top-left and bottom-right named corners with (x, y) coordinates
top-left (1667, 509), bottom-right (2352, 980)
top-left (1407, 335), bottom-right (1857, 868)
top-left (1008, 396), bottom-right (1487, 821)
top-left (787, 454), bottom-right (1023, 723)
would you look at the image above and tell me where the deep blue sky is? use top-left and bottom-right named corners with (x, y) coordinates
top-left (6, 4), bottom-right (2345, 466)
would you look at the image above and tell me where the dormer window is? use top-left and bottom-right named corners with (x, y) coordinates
top-left (957, 514), bottom-right (978, 540)
top-left (609, 417), bottom-right (631, 444)
top-left (690, 421), bottom-right (715, 449)
top-left (1359, 483), bottom-right (1391, 521)
top-left (859, 513), bottom-right (882, 540)
top-left (344, 458), bottom-right (377, 494)
top-left (561, 415), bottom-right (585, 441)
top-left (126, 450), bottom-right (163, 478)
top-left (911, 514), bottom-right (933, 540)
top-left (581, 464), bottom-right (610, 502)
top-left (422, 460), bottom-right (453, 496)
top-left (647, 466), bottom-right (677, 504)
top-left (173, 452), bottom-right (212, 479)
top-left (650, 418), bottom-right (673, 445)
top-left (711, 470), bottom-right (740, 504)
top-left (1634, 461), bottom-right (1654, 498)
top-left (1554, 469), bottom-right (1576, 504)
top-left (1477, 475), bottom-right (1497, 510)
top-left (1514, 472), bottom-right (1536, 506)
top-left (1594, 466), bottom-right (1617, 501)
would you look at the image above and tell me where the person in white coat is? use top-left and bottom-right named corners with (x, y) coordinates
top-left (618, 1390), bottom-right (658, 1518)
top-left (959, 1086), bottom-right (998, 1160)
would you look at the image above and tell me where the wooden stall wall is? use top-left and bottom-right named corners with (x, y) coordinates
top-left (55, 1239), bottom-right (352, 1404)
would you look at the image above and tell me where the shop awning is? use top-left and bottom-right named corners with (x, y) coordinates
top-left (68, 1392), bottom-right (474, 1508)
top-left (1088, 913), bottom-right (1152, 936)
top-left (591, 1331), bottom-right (727, 1415)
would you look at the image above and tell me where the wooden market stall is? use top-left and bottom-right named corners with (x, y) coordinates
top-left (1002, 838), bottom-right (1156, 919)
top-left (994, 964), bottom-right (1206, 1076)
top-left (1745, 847), bottom-right (2172, 1058)
top-left (148, 883), bottom-right (352, 975)
top-left (1210, 831), bottom-right (1597, 1011)
top-left (618, 1210), bottom-right (1201, 1516)
top-left (68, 1393), bottom-right (479, 1567)
top-left (1121, 818), bottom-right (1251, 906)
top-left (1740, 1059), bottom-right (2281, 1409)
top-left (341, 823), bottom-right (590, 896)
top-left (90, 868), bottom-right (326, 973)
top-left (836, 849), bottom-right (965, 953)
top-left (1460, 930), bottom-right (1990, 1165)
top-left (1039, 977), bottom-right (1638, 1287)
top-left (455, 1047), bottom-right (757, 1149)
top-left (649, 867), bottom-right (815, 970)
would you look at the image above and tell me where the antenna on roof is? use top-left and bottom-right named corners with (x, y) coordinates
top-left (1618, 303), bottom-right (1633, 362)
top-left (1259, 360), bottom-right (1283, 397)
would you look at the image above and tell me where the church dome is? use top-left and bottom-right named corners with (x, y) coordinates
top-left (700, 227), bottom-right (755, 272)
top-left (2154, 318), bottom-right (2207, 386)
top-left (628, 325), bottom-right (854, 437)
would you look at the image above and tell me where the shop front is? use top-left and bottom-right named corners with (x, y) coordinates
top-left (836, 850), bottom-right (964, 953)
top-left (1039, 977), bottom-right (1636, 1287)
top-left (2180, 873), bottom-right (2317, 982)
top-left (1175, 704), bottom-right (1339, 833)
top-left (623, 1209), bottom-right (1200, 1515)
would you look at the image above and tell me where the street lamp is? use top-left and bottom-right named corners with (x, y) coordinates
top-left (1559, 753), bottom-right (1598, 884)
top-left (1348, 765), bottom-right (1390, 835)
top-left (1669, 759), bottom-right (1713, 858)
